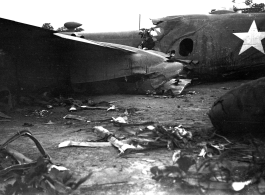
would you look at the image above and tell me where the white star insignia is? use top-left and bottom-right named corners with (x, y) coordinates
top-left (233, 20), bottom-right (265, 55)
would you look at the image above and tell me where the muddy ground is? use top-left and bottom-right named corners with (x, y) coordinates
top-left (0, 80), bottom-right (259, 195)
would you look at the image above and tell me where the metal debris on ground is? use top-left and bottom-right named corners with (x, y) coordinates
top-left (0, 111), bottom-right (11, 119)
top-left (58, 140), bottom-right (111, 148)
top-left (80, 105), bottom-right (110, 110)
top-left (107, 104), bottom-right (116, 111)
top-left (0, 111), bottom-right (11, 122)
top-left (149, 134), bottom-right (265, 193)
top-left (59, 123), bottom-right (193, 156)
top-left (44, 120), bottom-right (56, 125)
top-left (93, 126), bottom-right (143, 155)
top-left (79, 100), bottom-right (115, 111)
top-left (22, 123), bottom-right (34, 127)
top-left (148, 78), bottom-right (192, 97)
top-left (162, 79), bottom-right (191, 95)
top-left (186, 91), bottom-right (197, 95)
top-left (63, 114), bottom-right (90, 122)
top-left (25, 109), bottom-right (51, 117)
top-left (69, 105), bottom-right (77, 112)
top-left (111, 116), bottom-right (128, 124)
top-left (0, 87), bottom-right (13, 111)
top-left (0, 130), bottom-right (90, 195)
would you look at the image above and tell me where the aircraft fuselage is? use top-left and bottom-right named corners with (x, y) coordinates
top-left (71, 13), bottom-right (265, 80)
top-left (150, 13), bottom-right (265, 79)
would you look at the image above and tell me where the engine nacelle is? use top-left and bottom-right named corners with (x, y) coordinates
top-left (64, 22), bottom-right (82, 31)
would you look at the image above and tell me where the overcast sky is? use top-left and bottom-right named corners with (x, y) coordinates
top-left (0, 0), bottom-right (262, 32)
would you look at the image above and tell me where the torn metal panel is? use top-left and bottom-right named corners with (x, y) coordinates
top-left (157, 79), bottom-right (191, 95)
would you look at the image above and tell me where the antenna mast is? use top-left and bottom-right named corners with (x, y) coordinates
top-left (139, 14), bottom-right (141, 30)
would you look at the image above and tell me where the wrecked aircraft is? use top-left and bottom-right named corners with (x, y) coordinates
top-left (0, 18), bottom-right (184, 96)
top-left (2, 11), bottom-right (265, 96)
top-left (70, 12), bottom-right (265, 81)
top-left (149, 12), bottom-right (265, 80)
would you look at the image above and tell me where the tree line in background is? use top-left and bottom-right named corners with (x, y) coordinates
top-left (232, 0), bottom-right (265, 12)
top-left (41, 23), bottom-right (84, 32)
top-left (42, 0), bottom-right (264, 31)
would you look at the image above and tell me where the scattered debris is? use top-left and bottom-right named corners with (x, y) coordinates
top-left (58, 140), bottom-right (112, 148)
top-left (23, 123), bottom-right (34, 127)
top-left (0, 111), bottom-right (11, 119)
top-left (186, 91), bottom-right (196, 95)
top-left (69, 105), bottom-right (77, 112)
top-left (80, 105), bottom-right (109, 110)
top-left (60, 124), bottom-right (194, 156)
top-left (148, 132), bottom-right (265, 193)
top-left (63, 114), bottom-right (90, 122)
top-left (111, 116), bottom-right (128, 124)
top-left (26, 109), bottom-right (51, 117)
top-left (107, 105), bottom-right (116, 111)
top-left (0, 87), bottom-right (13, 111)
top-left (44, 120), bottom-right (56, 125)
top-left (150, 165), bottom-right (184, 180)
top-left (174, 125), bottom-right (192, 140)
top-left (93, 126), bottom-right (142, 155)
top-left (0, 111), bottom-right (11, 122)
top-left (232, 180), bottom-right (252, 191)
top-left (157, 79), bottom-right (191, 96)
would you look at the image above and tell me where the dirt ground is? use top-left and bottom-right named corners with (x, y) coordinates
top-left (0, 80), bottom-right (255, 194)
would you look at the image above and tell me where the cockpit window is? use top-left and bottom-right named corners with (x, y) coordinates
top-left (179, 38), bottom-right (193, 56)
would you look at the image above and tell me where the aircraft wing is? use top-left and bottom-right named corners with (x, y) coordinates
top-left (53, 33), bottom-right (136, 53)
top-left (0, 17), bottom-right (184, 94)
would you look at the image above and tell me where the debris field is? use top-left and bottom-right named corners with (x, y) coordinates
top-left (1, 80), bottom-right (265, 195)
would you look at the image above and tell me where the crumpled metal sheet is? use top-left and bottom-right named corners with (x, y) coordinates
top-left (208, 77), bottom-right (265, 133)
top-left (161, 79), bottom-right (191, 95)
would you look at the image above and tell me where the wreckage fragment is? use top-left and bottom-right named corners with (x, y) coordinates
top-left (157, 79), bottom-right (191, 95)
top-left (93, 126), bottom-right (142, 155)
top-left (155, 125), bottom-right (192, 148)
top-left (0, 130), bottom-right (90, 194)
top-left (63, 114), bottom-right (90, 122)
top-left (0, 87), bottom-right (13, 112)
top-left (0, 111), bottom-right (11, 122)
top-left (208, 77), bottom-right (265, 133)
top-left (58, 140), bottom-right (111, 148)
top-left (150, 165), bottom-right (183, 180)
